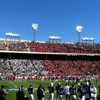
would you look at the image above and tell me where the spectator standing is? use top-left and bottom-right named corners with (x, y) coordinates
top-left (64, 83), bottom-right (70, 100)
top-left (37, 84), bottom-right (45, 100)
top-left (48, 83), bottom-right (54, 100)
top-left (16, 87), bottom-right (25, 100)
top-left (28, 85), bottom-right (34, 100)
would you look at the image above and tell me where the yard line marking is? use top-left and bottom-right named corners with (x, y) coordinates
top-left (9, 81), bottom-right (18, 88)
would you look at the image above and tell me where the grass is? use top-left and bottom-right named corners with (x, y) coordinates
top-left (0, 79), bottom-right (99, 100)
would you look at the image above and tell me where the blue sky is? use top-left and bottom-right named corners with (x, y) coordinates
top-left (0, 0), bottom-right (100, 43)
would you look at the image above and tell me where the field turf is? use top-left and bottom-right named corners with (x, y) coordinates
top-left (0, 79), bottom-right (100, 100)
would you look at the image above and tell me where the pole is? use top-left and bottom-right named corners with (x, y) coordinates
top-left (78, 32), bottom-right (80, 43)
top-left (34, 30), bottom-right (36, 41)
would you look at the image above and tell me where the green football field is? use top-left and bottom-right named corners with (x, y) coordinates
top-left (0, 79), bottom-right (99, 100)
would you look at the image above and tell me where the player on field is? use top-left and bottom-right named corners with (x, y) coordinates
top-left (48, 83), bottom-right (54, 100)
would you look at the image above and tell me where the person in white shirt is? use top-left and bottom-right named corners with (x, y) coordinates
top-left (89, 83), bottom-right (97, 100)
top-left (64, 83), bottom-right (70, 100)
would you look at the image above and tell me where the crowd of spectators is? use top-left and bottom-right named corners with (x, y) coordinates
top-left (0, 41), bottom-right (100, 53)
top-left (41, 59), bottom-right (100, 77)
top-left (0, 58), bottom-right (100, 80)
top-left (29, 42), bottom-right (100, 53)
top-left (8, 42), bottom-right (29, 51)
top-left (0, 41), bottom-right (100, 80)
top-left (32, 60), bottom-right (49, 75)
top-left (0, 43), bottom-right (7, 50)
top-left (9, 59), bottom-right (37, 77)
top-left (0, 59), bottom-right (49, 80)
top-left (0, 59), bottom-right (13, 80)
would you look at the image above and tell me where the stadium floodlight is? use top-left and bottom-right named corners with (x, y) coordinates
top-left (32, 23), bottom-right (38, 41)
top-left (76, 26), bottom-right (82, 43)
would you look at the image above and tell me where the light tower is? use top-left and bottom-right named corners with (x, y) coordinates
top-left (32, 23), bottom-right (38, 41)
top-left (76, 26), bottom-right (82, 43)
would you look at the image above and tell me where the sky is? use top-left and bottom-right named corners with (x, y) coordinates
top-left (0, 0), bottom-right (100, 43)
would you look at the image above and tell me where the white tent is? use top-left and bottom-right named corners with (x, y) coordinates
top-left (82, 37), bottom-right (95, 43)
top-left (6, 32), bottom-right (20, 41)
top-left (49, 36), bottom-right (61, 42)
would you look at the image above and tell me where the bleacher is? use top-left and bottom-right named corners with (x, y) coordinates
top-left (0, 38), bottom-right (100, 80)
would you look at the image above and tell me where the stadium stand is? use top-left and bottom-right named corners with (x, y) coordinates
top-left (1, 39), bottom-right (99, 53)
top-left (0, 39), bottom-right (100, 80)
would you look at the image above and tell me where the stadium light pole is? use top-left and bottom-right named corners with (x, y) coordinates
top-left (76, 26), bottom-right (82, 43)
top-left (32, 23), bottom-right (38, 41)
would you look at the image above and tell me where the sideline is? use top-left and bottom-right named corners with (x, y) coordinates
top-left (8, 81), bottom-right (49, 92)
top-left (9, 81), bottom-right (18, 88)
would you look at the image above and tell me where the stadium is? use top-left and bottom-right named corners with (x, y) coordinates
top-left (0, 32), bottom-right (100, 100)
top-left (1, 0), bottom-right (100, 100)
